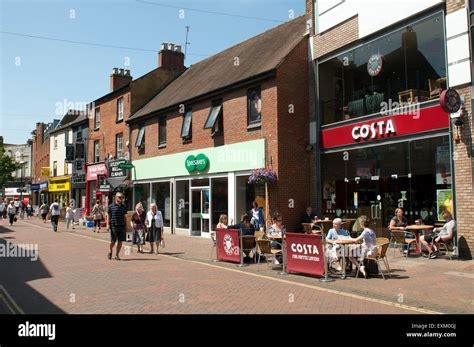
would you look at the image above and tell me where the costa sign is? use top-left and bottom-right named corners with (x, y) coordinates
top-left (321, 105), bottom-right (449, 149)
top-left (286, 233), bottom-right (324, 277)
top-left (352, 120), bottom-right (395, 141)
top-left (367, 54), bottom-right (384, 77)
top-left (439, 89), bottom-right (461, 113)
top-left (216, 228), bottom-right (240, 263)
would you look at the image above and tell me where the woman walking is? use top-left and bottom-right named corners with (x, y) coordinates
top-left (65, 203), bottom-right (75, 230)
top-left (7, 201), bottom-right (17, 226)
top-left (92, 199), bottom-right (104, 233)
top-left (131, 203), bottom-right (147, 253)
top-left (39, 202), bottom-right (49, 223)
top-left (146, 203), bottom-right (164, 255)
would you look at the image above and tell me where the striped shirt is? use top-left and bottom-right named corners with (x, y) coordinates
top-left (108, 203), bottom-right (127, 227)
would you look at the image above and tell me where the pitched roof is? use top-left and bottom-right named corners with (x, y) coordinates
top-left (128, 16), bottom-right (307, 122)
top-left (49, 110), bottom-right (86, 135)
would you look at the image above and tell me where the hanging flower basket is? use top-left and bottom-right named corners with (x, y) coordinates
top-left (248, 168), bottom-right (277, 186)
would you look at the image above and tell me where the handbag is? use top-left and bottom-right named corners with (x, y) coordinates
top-left (160, 239), bottom-right (165, 248)
top-left (14, 216), bottom-right (17, 222)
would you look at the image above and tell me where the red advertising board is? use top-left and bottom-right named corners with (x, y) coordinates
top-left (216, 228), bottom-right (241, 263)
top-left (321, 105), bottom-right (449, 149)
top-left (286, 233), bottom-right (325, 277)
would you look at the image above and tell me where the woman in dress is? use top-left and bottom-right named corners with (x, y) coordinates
top-left (131, 202), bottom-right (146, 253)
top-left (146, 203), bottom-right (164, 255)
top-left (91, 199), bottom-right (104, 233)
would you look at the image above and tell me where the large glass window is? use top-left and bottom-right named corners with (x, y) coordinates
top-left (320, 135), bottom-right (451, 236)
top-left (176, 180), bottom-right (190, 228)
top-left (151, 182), bottom-right (171, 227)
top-left (236, 176), bottom-right (265, 223)
top-left (134, 183), bottom-right (150, 212)
top-left (318, 13), bottom-right (446, 125)
top-left (211, 178), bottom-right (228, 230)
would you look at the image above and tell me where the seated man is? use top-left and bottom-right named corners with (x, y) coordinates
top-left (302, 207), bottom-right (316, 224)
top-left (420, 210), bottom-right (455, 259)
top-left (326, 218), bottom-right (350, 271)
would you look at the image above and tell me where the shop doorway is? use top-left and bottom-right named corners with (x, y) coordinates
top-left (190, 187), bottom-right (210, 237)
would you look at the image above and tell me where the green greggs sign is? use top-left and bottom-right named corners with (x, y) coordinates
top-left (185, 154), bottom-right (209, 172)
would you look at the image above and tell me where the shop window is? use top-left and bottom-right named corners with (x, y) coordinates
top-left (247, 87), bottom-right (262, 126)
top-left (318, 12), bottom-right (446, 125)
top-left (176, 180), bottom-right (190, 229)
top-left (134, 183), bottom-right (150, 212)
top-left (135, 125), bottom-right (145, 149)
top-left (211, 178), bottom-right (228, 231)
top-left (53, 161), bottom-right (57, 177)
top-left (151, 182), bottom-right (171, 227)
top-left (94, 108), bottom-right (100, 130)
top-left (204, 100), bottom-right (223, 136)
top-left (76, 129), bottom-right (83, 142)
top-left (181, 109), bottom-right (192, 141)
top-left (236, 175), bottom-right (264, 221)
top-left (159, 116), bottom-right (167, 146)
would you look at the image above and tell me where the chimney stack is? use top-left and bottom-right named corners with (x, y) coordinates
top-left (110, 68), bottom-right (132, 92)
top-left (158, 42), bottom-right (185, 71)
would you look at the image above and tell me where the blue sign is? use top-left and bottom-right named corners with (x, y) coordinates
top-left (31, 184), bottom-right (40, 191)
top-left (39, 182), bottom-right (48, 190)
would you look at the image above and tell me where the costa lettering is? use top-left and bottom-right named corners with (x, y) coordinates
top-left (290, 243), bottom-right (320, 255)
top-left (352, 120), bottom-right (395, 141)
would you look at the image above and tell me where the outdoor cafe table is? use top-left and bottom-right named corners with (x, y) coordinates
top-left (326, 238), bottom-right (358, 279)
top-left (404, 225), bottom-right (434, 254)
top-left (302, 219), bottom-right (333, 234)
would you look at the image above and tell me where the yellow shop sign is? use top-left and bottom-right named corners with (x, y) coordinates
top-left (49, 178), bottom-right (70, 192)
top-left (41, 167), bottom-right (51, 177)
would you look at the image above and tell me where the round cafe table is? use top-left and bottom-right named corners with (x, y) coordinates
top-left (404, 225), bottom-right (434, 254)
top-left (326, 238), bottom-right (358, 279)
top-left (313, 219), bottom-right (333, 233)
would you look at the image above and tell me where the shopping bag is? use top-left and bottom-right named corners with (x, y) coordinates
top-left (160, 239), bottom-right (165, 248)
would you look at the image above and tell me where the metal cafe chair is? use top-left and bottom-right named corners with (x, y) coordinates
top-left (391, 230), bottom-right (417, 259)
top-left (241, 235), bottom-right (256, 263)
top-left (256, 239), bottom-right (282, 272)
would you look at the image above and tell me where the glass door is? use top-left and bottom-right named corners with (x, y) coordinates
top-left (190, 187), bottom-right (210, 237)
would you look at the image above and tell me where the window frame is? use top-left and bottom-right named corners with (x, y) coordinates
top-left (158, 116), bottom-right (167, 147)
top-left (116, 133), bottom-right (124, 158)
top-left (204, 100), bottom-right (224, 136)
top-left (247, 86), bottom-right (262, 126)
top-left (135, 124), bottom-right (145, 149)
top-left (116, 97), bottom-right (124, 122)
top-left (94, 108), bottom-right (101, 130)
top-left (180, 108), bottom-right (193, 141)
top-left (53, 161), bottom-right (58, 177)
top-left (94, 140), bottom-right (100, 163)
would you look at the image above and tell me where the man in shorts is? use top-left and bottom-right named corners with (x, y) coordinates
top-left (107, 193), bottom-right (128, 260)
top-left (420, 210), bottom-right (455, 259)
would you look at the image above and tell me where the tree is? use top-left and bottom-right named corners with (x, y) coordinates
top-left (0, 145), bottom-right (21, 188)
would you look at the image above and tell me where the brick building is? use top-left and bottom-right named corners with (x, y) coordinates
top-left (127, 16), bottom-right (310, 237)
top-left (306, 0), bottom-right (473, 258)
top-left (30, 120), bottom-right (60, 208)
top-left (85, 46), bottom-right (184, 213)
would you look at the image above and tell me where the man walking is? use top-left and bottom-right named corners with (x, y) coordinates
top-left (107, 193), bottom-right (128, 260)
top-left (50, 199), bottom-right (61, 232)
top-left (7, 201), bottom-right (17, 226)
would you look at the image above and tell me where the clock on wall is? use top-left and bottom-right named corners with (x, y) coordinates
top-left (367, 53), bottom-right (384, 77)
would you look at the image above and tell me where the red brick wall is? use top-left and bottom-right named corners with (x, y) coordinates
top-left (129, 79), bottom-right (278, 160)
top-left (88, 91), bottom-right (131, 163)
top-left (274, 38), bottom-right (311, 231)
top-left (32, 122), bottom-right (50, 184)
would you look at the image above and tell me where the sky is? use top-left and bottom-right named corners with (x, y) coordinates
top-left (0, 0), bottom-right (305, 145)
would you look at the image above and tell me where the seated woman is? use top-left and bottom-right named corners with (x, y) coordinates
top-left (228, 214), bottom-right (255, 259)
top-left (267, 212), bottom-right (286, 264)
top-left (325, 218), bottom-right (350, 271)
top-left (420, 210), bottom-right (456, 259)
top-left (347, 215), bottom-right (378, 278)
top-left (212, 214), bottom-right (228, 245)
top-left (389, 207), bottom-right (414, 254)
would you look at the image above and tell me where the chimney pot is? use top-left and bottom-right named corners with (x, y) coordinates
top-left (112, 67), bottom-right (119, 75)
top-left (158, 42), bottom-right (185, 71)
top-left (168, 43), bottom-right (175, 51)
top-left (175, 45), bottom-right (182, 53)
top-left (161, 43), bottom-right (168, 51)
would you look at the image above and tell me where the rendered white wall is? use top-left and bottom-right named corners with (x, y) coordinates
top-left (445, 8), bottom-right (471, 87)
top-left (317, 0), bottom-right (443, 38)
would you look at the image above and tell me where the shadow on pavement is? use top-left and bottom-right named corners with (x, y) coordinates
top-left (0, 226), bottom-right (65, 314)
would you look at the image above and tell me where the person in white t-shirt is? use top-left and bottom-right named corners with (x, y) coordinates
top-left (50, 200), bottom-right (61, 232)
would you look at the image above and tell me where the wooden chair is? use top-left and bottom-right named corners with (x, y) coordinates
top-left (256, 239), bottom-right (282, 271)
top-left (428, 78), bottom-right (443, 99)
top-left (391, 230), bottom-right (416, 259)
top-left (254, 230), bottom-right (265, 241)
top-left (356, 239), bottom-right (391, 280)
top-left (241, 235), bottom-right (256, 262)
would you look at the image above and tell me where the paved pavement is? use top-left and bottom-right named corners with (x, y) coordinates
top-left (0, 217), bottom-right (473, 314)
